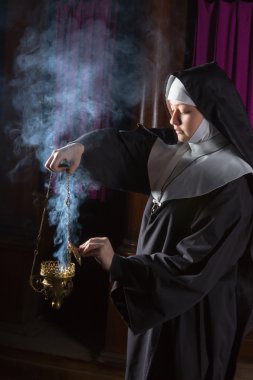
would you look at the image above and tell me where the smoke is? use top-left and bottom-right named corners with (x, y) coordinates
top-left (47, 170), bottom-right (90, 264)
top-left (10, 22), bottom-right (151, 164)
top-left (10, 23), bottom-right (101, 164)
top-left (8, 1), bottom-right (153, 265)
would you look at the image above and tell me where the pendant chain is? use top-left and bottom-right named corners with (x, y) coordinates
top-left (66, 171), bottom-right (71, 263)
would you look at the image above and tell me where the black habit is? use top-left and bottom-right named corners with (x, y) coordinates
top-left (75, 63), bottom-right (253, 380)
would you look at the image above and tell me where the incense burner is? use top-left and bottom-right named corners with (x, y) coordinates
top-left (30, 172), bottom-right (81, 309)
top-left (40, 260), bottom-right (75, 309)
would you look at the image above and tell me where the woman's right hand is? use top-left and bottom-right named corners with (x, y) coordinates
top-left (44, 142), bottom-right (84, 174)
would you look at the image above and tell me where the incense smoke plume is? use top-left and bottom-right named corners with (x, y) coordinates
top-left (9, 3), bottom-right (152, 265)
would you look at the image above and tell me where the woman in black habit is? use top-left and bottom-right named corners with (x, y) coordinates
top-left (45, 62), bottom-right (253, 380)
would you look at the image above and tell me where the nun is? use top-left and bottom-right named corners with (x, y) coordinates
top-left (45, 62), bottom-right (253, 380)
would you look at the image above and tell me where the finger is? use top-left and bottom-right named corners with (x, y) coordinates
top-left (79, 249), bottom-right (102, 266)
top-left (79, 237), bottom-right (108, 247)
top-left (79, 250), bottom-right (96, 258)
top-left (45, 151), bottom-right (61, 171)
top-left (49, 153), bottom-right (69, 172)
top-left (68, 158), bottom-right (81, 174)
top-left (94, 255), bottom-right (102, 265)
top-left (79, 237), bottom-right (108, 251)
top-left (44, 154), bottom-right (54, 170)
top-left (79, 242), bottom-right (104, 255)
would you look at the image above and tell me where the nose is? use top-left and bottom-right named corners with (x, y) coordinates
top-left (170, 110), bottom-right (181, 126)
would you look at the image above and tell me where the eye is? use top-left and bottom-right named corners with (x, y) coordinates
top-left (180, 109), bottom-right (191, 115)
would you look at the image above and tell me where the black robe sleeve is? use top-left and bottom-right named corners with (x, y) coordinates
top-left (110, 176), bottom-right (253, 335)
top-left (74, 125), bottom-right (176, 194)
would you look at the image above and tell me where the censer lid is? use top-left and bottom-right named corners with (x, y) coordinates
top-left (40, 260), bottom-right (75, 279)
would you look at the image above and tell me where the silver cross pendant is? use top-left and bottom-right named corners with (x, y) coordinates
top-left (151, 198), bottom-right (162, 215)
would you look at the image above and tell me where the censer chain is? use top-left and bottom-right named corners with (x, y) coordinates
top-left (66, 171), bottom-right (71, 263)
top-left (29, 172), bottom-right (53, 292)
top-left (66, 172), bottom-right (82, 266)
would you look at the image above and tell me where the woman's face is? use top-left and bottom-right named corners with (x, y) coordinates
top-left (166, 101), bottom-right (204, 142)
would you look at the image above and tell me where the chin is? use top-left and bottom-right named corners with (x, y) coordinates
top-left (177, 136), bottom-right (187, 143)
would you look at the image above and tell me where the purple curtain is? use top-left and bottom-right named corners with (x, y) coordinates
top-left (193, 0), bottom-right (253, 127)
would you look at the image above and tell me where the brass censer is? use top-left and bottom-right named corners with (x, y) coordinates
top-left (30, 171), bottom-right (82, 309)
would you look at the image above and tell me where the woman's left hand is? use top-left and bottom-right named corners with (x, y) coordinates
top-left (78, 237), bottom-right (115, 271)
